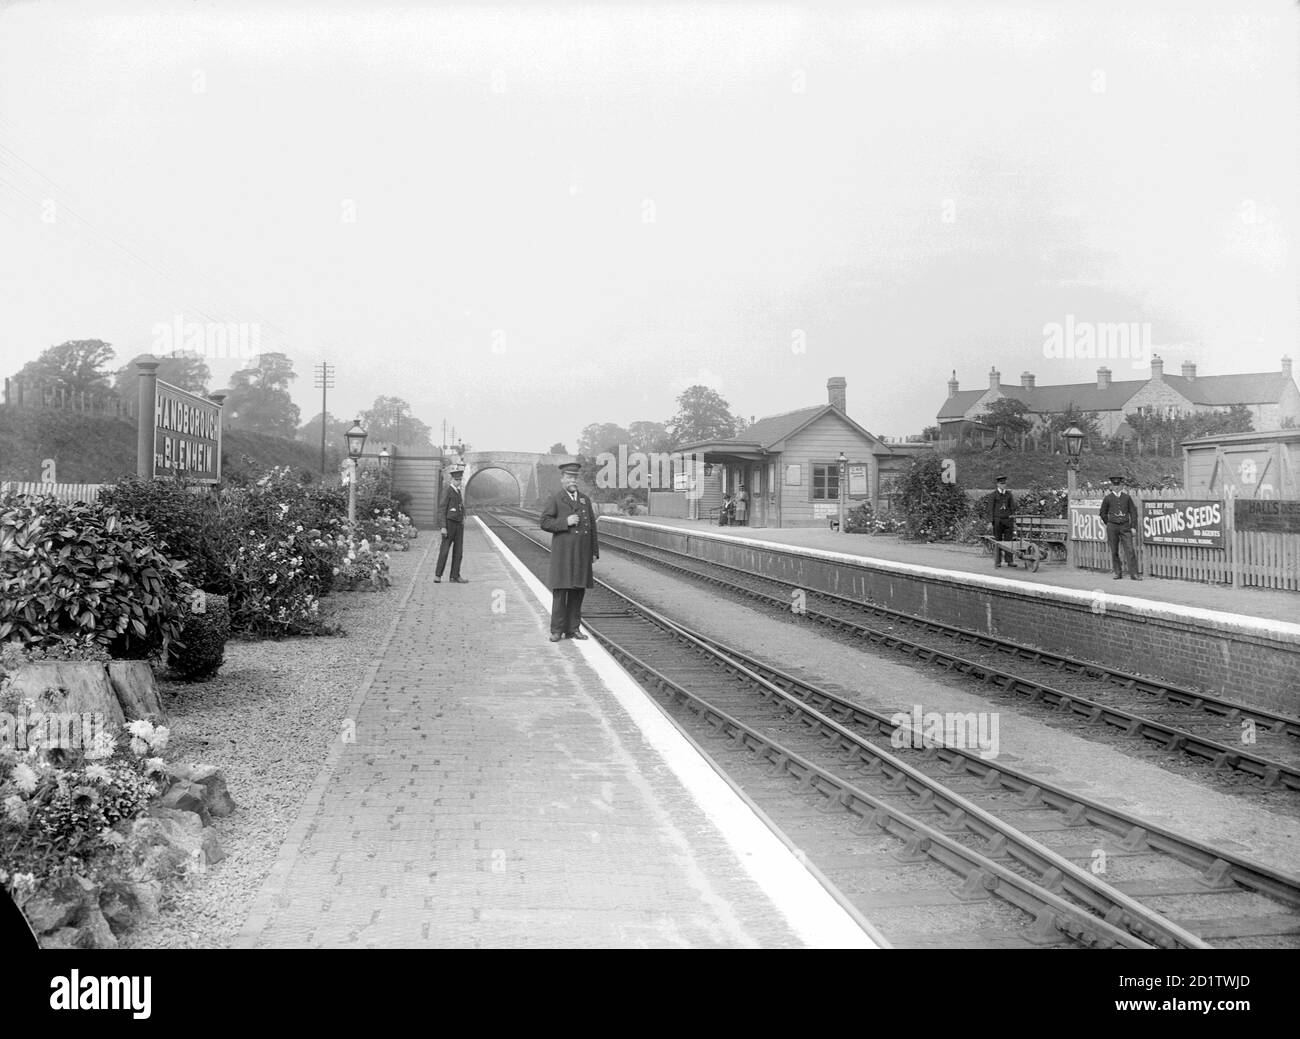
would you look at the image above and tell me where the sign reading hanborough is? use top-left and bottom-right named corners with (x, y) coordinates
top-left (154, 380), bottom-right (221, 482)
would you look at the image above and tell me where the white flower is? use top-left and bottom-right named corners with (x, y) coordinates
top-left (11, 762), bottom-right (37, 794)
top-left (129, 736), bottom-right (149, 757)
top-left (10, 872), bottom-right (36, 894)
top-left (268, 572), bottom-right (278, 584)
top-left (126, 719), bottom-right (154, 739)
top-left (143, 757), bottom-right (167, 777)
top-left (84, 730), bottom-right (117, 760)
top-left (99, 828), bottom-right (125, 848)
top-left (148, 726), bottom-right (170, 752)
top-left (83, 763), bottom-right (112, 785)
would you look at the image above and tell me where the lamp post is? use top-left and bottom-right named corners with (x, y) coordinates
top-left (1063, 426), bottom-right (1085, 567)
top-left (344, 418), bottom-right (368, 525)
top-left (838, 451), bottom-right (847, 534)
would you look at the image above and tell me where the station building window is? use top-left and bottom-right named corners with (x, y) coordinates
top-left (812, 463), bottom-right (839, 500)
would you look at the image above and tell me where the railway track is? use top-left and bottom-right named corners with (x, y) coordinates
top-left (483, 512), bottom-right (1300, 949)
top-left (541, 516), bottom-right (1300, 792)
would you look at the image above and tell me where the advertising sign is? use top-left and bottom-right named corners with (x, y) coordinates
top-left (848, 464), bottom-right (868, 497)
top-left (1069, 498), bottom-right (1105, 543)
top-left (153, 380), bottom-right (221, 482)
top-left (1141, 500), bottom-right (1224, 546)
top-left (1234, 498), bottom-right (1300, 535)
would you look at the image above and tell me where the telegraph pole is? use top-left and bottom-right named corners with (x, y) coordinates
top-left (313, 362), bottom-right (335, 475)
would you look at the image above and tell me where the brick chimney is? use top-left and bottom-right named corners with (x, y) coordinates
top-left (1181, 360), bottom-right (1196, 380)
top-left (989, 366), bottom-right (1000, 390)
top-left (1020, 371), bottom-right (1035, 389)
top-left (1097, 366), bottom-right (1112, 390)
top-left (947, 370), bottom-right (959, 398)
top-left (827, 376), bottom-right (846, 412)
top-left (1150, 354), bottom-right (1164, 379)
top-left (1284, 356), bottom-right (1293, 378)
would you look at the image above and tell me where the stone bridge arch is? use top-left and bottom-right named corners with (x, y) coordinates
top-left (462, 451), bottom-right (569, 507)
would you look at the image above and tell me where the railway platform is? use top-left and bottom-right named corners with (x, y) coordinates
top-left (235, 520), bottom-right (881, 949)
top-left (628, 517), bottom-right (1297, 623)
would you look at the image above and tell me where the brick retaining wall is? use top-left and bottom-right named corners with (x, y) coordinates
top-left (601, 517), bottom-right (1300, 715)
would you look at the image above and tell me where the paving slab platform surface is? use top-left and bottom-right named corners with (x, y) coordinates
top-left (236, 521), bottom-right (878, 949)
top-left (622, 517), bottom-right (1298, 625)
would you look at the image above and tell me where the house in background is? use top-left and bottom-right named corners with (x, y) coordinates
top-left (681, 377), bottom-right (900, 527)
top-left (937, 356), bottom-right (1299, 439)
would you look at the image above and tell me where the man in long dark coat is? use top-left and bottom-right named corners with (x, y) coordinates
top-left (1099, 474), bottom-right (1142, 580)
top-left (539, 462), bottom-right (599, 642)
top-left (435, 465), bottom-right (468, 583)
top-left (985, 474), bottom-right (1017, 567)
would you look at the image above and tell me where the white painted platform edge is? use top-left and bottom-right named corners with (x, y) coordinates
top-left (601, 517), bottom-right (1300, 642)
top-left (475, 517), bottom-right (881, 950)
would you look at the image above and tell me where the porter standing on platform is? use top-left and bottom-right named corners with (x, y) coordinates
top-left (435, 465), bottom-right (469, 583)
top-left (986, 475), bottom-right (1017, 568)
top-left (540, 462), bottom-right (599, 642)
top-left (1100, 474), bottom-right (1142, 581)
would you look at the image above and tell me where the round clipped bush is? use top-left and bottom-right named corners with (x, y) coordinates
top-left (168, 592), bottom-right (229, 681)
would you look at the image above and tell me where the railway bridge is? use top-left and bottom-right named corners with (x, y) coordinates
top-left (390, 449), bottom-right (569, 527)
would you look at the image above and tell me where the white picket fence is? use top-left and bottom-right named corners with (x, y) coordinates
top-left (0, 481), bottom-right (107, 503)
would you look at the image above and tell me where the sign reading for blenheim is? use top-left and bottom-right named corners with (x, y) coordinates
top-left (153, 380), bottom-right (221, 482)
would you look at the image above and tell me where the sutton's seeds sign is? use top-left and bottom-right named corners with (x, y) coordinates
top-left (154, 381), bottom-right (221, 482)
top-left (1141, 500), bottom-right (1223, 547)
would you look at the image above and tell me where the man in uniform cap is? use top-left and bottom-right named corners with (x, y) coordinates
top-left (434, 464), bottom-right (469, 583)
top-left (985, 475), bottom-right (1017, 568)
top-left (1099, 474), bottom-right (1142, 580)
top-left (540, 462), bottom-right (599, 642)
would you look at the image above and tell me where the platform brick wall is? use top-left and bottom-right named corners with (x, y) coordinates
top-left (602, 518), bottom-right (1300, 714)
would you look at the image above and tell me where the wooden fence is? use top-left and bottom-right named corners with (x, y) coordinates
top-left (1069, 489), bottom-right (1300, 590)
top-left (1, 481), bottom-right (108, 503)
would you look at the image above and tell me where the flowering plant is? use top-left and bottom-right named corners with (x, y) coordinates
top-left (333, 536), bottom-right (391, 591)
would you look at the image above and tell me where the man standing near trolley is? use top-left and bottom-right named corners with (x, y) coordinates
top-left (539, 461), bottom-right (599, 642)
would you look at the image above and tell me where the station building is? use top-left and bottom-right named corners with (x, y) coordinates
top-left (679, 377), bottom-right (904, 528)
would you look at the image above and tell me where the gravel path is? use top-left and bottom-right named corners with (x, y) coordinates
top-left (118, 542), bottom-right (430, 949)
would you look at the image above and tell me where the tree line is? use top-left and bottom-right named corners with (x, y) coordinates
top-left (8, 339), bottom-right (443, 454)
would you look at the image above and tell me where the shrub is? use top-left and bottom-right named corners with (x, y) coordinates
top-left (0, 494), bottom-right (188, 660)
top-left (168, 592), bottom-right (229, 680)
top-left (99, 477), bottom-right (227, 591)
top-left (897, 456), bottom-right (970, 541)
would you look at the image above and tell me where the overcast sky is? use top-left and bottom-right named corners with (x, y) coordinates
top-left (1, 0), bottom-right (1295, 452)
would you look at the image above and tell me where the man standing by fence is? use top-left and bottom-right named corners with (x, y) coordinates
top-left (985, 474), bottom-right (1017, 567)
top-left (1100, 474), bottom-right (1142, 581)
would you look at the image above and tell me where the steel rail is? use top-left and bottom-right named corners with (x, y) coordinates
top-left (590, 529), bottom-right (1300, 791)
top-left (486, 514), bottom-right (1213, 950)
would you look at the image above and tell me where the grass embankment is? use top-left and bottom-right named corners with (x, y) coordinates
top-left (0, 408), bottom-right (335, 483)
top-left (931, 446), bottom-right (1184, 489)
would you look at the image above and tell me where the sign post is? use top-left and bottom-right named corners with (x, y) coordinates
top-left (136, 359), bottom-right (159, 479)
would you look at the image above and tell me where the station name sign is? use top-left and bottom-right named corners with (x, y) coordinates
top-left (1234, 498), bottom-right (1300, 535)
top-left (154, 381), bottom-right (221, 482)
top-left (1141, 500), bottom-right (1223, 547)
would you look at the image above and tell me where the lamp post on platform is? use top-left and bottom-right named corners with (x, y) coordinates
top-left (838, 451), bottom-right (847, 534)
top-left (345, 419), bottom-right (368, 525)
top-left (1063, 426), bottom-right (1085, 567)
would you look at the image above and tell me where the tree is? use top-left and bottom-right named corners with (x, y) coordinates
top-left (16, 339), bottom-right (116, 397)
top-left (1046, 403), bottom-right (1101, 439)
top-left (548, 442), bottom-right (568, 456)
top-left (980, 397), bottom-right (1033, 449)
top-left (297, 411), bottom-right (353, 460)
top-left (577, 422), bottom-right (632, 459)
top-left (359, 396), bottom-right (434, 450)
top-left (666, 386), bottom-right (739, 447)
top-left (114, 351), bottom-right (211, 396)
top-left (628, 420), bottom-right (672, 454)
top-left (222, 352), bottom-right (301, 438)
top-left (921, 425), bottom-right (940, 442)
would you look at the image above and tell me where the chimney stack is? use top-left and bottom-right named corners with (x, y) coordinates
top-left (1097, 366), bottom-right (1112, 390)
top-left (989, 366), bottom-right (1000, 390)
top-left (1150, 354), bottom-right (1164, 379)
top-left (827, 376), bottom-right (846, 412)
top-left (947, 370), bottom-right (959, 399)
top-left (1284, 356), bottom-right (1293, 378)
top-left (1181, 360), bottom-right (1196, 380)
top-left (1020, 371), bottom-right (1035, 389)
